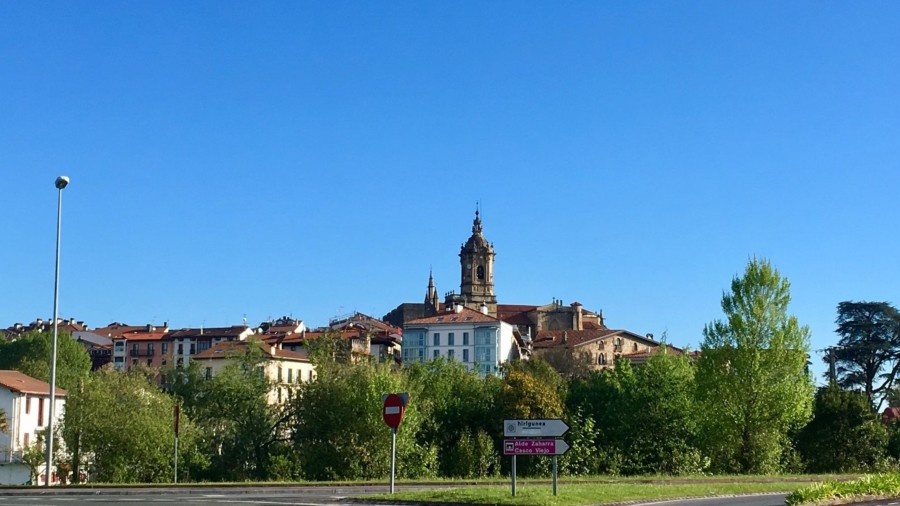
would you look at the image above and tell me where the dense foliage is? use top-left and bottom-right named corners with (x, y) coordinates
top-left (0, 330), bottom-right (91, 390)
top-left (797, 385), bottom-right (887, 472)
top-left (696, 258), bottom-right (814, 473)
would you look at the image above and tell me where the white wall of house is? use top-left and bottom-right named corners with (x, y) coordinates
top-left (0, 386), bottom-right (65, 485)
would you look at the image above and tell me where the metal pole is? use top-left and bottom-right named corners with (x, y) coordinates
top-left (552, 455), bottom-right (558, 496)
top-left (45, 181), bottom-right (65, 487)
top-left (511, 454), bottom-right (516, 496)
top-left (390, 427), bottom-right (397, 493)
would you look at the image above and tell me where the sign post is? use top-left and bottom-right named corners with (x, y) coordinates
top-left (173, 403), bottom-right (180, 484)
top-left (503, 419), bottom-right (570, 497)
top-left (382, 393), bottom-right (408, 494)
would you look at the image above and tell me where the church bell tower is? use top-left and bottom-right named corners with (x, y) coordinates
top-left (456, 209), bottom-right (497, 315)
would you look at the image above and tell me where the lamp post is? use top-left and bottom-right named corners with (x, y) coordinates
top-left (45, 175), bottom-right (69, 487)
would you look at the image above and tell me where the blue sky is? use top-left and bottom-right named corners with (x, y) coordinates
top-left (2, 2), bottom-right (898, 382)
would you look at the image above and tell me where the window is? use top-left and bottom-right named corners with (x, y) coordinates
top-left (433, 333), bottom-right (440, 346)
top-left (448, 349), bottom-right (455, 359)
top-left (287, 369), bottom-right (293, 383)
top-left (463, 349), bottom-right (469, 362)
top-left (205, 367), bottom-right (212, 379)
top-left (308, 370), bottom-right (314, 382)
top-left (132, 359), bottom-right (138, 366)
top-left (147, 359), bottom-right (152, 366)
top-left (598, 340), bottom-right (605, 350)
top-left (147, 343), bottom-right (154, 355)
top-left (433, 350), bottom-right (440, 358)
top-left (198, 341), bottom-right (210, 352)
top-left (448, 333), bottom-right (455, 346)
top-left (38, 398), bottom-right (44, 426)
top-left (477, 265), bottom-right (485, 280)
top-left (277, 367), bottom-right (283, 383)
top-left (132, 343), bottom-right (139, 355)
top-left (463, 332), bottom-right (469, 345)
top-left (598, 353), bottom-right (607, 365)
top-left (633, 343), bottom-right (638, 352)
top-left (189, 344), bottom-right (196, 354)
top-left (161, 342), bottom-right (168, 355)
top-left (177, 343), bottom-right (183, 355)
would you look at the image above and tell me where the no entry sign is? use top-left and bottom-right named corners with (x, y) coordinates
top-left (382, 393), bottom-right (407, 429)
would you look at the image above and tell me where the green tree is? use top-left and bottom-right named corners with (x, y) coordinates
top-left (406, 358), bottom-right (501, 478)
top-left (20, 437), bottom-right (45, 485)
top-left (291, 360), bottom-right (435, 480)
top-left (696, 258), bottom-right (814, 474)
top-left (0, 330), bottom-right (91, 390)
top-left (615, 351), bottom-right (704, 475)
top-left (831, 301), bottom-right (900, 410)
top-left (61, 368), bottom-right (201, 483)
top-left (797, 385), bottom-right (887, 472)
top-left (190, 343), bottom-right (292, 481)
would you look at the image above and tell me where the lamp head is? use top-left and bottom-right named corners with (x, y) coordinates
top-left (55, 176), bottom-right (69, 190)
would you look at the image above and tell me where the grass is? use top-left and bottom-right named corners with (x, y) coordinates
top-left (786, 473), bottom-right (900, 506)
top-left (364, 477), bottom-right (832, 506)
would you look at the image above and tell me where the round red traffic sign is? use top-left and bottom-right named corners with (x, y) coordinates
top-left (382, 393), bottom-right (406, 429)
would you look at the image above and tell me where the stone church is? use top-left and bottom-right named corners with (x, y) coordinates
top-left (383, 210), bottom-right (664, 373)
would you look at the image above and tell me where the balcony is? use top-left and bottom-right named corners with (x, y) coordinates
top-left (129, 349), bottom-right (155, 357)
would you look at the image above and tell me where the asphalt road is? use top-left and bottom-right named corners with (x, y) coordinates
top-left (0, 485), bottom-right (386, 505)
top-left (0, 487), bottom-right (798, 506)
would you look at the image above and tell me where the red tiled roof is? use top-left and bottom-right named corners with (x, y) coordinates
top-left (117, 331), bottom-right (168, 342)
top-left (0, 370), bottom-right (66, 397)
top-left (168, 326), bottom-right (251, 339)
top-left (532, 329), bottom-right (620, 349)
top-left (94, 323), bottom-right (167, 338)
top-left (406, 307), bottom-right (500, 325)
top-left (193, 340), bottom-right (309, 362)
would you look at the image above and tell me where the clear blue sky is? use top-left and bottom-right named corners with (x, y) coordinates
top-left (3, 2), bottom-right (898, 383)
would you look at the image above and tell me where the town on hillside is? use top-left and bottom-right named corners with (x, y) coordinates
top-left (2, 211), bottom-right (684, 383)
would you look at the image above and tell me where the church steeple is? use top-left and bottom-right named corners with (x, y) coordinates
top-left (453, 208), bottom-right (497, 316)
top-left (424, 269), bottom-right (439, 315)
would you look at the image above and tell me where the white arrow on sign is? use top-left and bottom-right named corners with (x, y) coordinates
top-left (503, 419), bottom-right (570, 437)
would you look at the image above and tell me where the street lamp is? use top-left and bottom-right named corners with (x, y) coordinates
top-left (45, 175), bottom-right (68, 486)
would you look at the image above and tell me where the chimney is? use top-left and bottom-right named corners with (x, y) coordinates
top-left (454, 304), bottom-right (463, 313)
top-left (480, 302), bottom-right (488, 315)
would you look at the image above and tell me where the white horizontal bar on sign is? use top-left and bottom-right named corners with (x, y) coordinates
top-left (385, 407), bottom-right (401, 414)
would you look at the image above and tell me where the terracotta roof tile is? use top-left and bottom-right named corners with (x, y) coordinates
top-left (193, 340), bottom-right (309, 362)
top-left (532, 329), bottom-right (620, 349)
top-left (405, 307), bottom-right (499, 325)
top-left (0, 370), bottom-right (66, 397)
